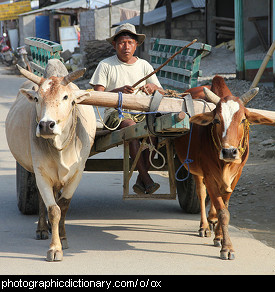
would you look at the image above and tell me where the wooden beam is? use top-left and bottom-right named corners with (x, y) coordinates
top-left (80, 90), bottom-right (275, 121)
top-left (80, 90), bottom-right (215, 115)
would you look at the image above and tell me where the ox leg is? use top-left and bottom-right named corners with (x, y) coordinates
top-left (213, 200), bottom-right (229, 248)
top-left (207, 202), bottom-right (218, 232)
top-left (36, 193), bottom-right (49, 240)
top-left (213, 217), bottom-right (223, 247)
top-left (34, 174), bottom-right (63, 261)
top-left (57, 172), bottom-right (83, 250)
top-left (47, 205), bottom-right (63, 261)
top-left (194, 176), bottom-right (211, 237)
top-left (57, 197), bottom-right (71, 250)
top-left (204, 181), bottom-right (235, 260)
top-left (218, 208), bottom-right (235, 260)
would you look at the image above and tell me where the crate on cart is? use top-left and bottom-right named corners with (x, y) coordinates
top-left (149, 38), bottom-right (211, 91)
top-left (24, 37), bottom-right (63, 76)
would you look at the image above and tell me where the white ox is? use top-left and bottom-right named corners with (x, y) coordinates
top-left (5, 59), bottom-right (96, 261)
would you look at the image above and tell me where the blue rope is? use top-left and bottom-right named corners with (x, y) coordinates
top-left (175, 123), bottom-right (193, 182)
top-left (117, 92), bottom-right (194, 181)
top-left (117, 92), bottom-right (124, 118)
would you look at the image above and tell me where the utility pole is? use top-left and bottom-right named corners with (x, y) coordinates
top-left (109, 0), bottom-right (112, 37)
top-left (165, 0), bottom-right (172, 39)
top-left (235, 0), bottom-right (245, 79)
top-left (137, 0), bottom-right (144, 57)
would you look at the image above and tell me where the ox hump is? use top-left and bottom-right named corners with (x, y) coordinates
top-left (221, 100), bottom-right (240, 138)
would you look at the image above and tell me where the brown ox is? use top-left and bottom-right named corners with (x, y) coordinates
top-left (174, 76), bottom-right (274, 260)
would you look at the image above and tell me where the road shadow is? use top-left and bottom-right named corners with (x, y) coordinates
top-left (0, 172), bottom-right (220, 262)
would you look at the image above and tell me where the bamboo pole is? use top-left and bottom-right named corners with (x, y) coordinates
top-left (250, 40), bottom-right (275, 89)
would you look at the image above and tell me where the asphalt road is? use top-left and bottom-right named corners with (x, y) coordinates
top-left (0, 65), bottom-right (275, 275)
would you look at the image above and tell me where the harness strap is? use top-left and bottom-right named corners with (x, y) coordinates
top-left (146, 91), bottom-right (194, 138)
top-left (146, 90), bottom-right (163, 136)
top-left (184, 93), bottom-right (195, 117)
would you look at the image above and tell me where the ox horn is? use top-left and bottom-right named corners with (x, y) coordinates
top-left (16, 64), bottom-right (42, 85)
top-left (62, 68), bottom-right (86, 86)
top-left (240, 87), bottom-right (259, 105)
top-left (203, 87), bottom-right (220, 105)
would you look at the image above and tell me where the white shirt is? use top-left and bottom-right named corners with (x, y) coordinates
top-left (90, 55), bottom-right (162, 121)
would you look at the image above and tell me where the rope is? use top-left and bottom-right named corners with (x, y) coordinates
top-left (175, 123), bottom-right (194, 182)
top-left (96, 106), bottom-right (122, 131)
top-left (46, 103), bottom-right (78, 152)
top-left (144, 134), bottom-right (166, 170)
top-left (117, 91), bottom-right (124, 119)
top-left (174, 99), bottom-right (210, 182)
top-left (211, 119), bottom-right (250, 157)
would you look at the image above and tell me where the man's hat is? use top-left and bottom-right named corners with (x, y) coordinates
top-left (106, 23), bottom-right (146, 46)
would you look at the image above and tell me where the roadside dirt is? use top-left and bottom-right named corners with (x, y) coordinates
top-left (229, 124), bottom-right (275, 248)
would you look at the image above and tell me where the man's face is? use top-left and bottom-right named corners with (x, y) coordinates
top-left (112, 35), bottom-right (138, 63)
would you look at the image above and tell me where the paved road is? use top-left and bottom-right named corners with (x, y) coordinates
top-left (0, 66), bottom-right (275, 275)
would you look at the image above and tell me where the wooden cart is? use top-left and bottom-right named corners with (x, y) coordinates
top-left (16, 37), bottom-right (211, 215)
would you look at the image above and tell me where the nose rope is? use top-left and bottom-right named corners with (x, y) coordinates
top-left (211, 119), bottom-right (250, 157)
top-left (53, 104), bottom-right (78, 152)
top-left (36, 103), bottom-right (78, 152)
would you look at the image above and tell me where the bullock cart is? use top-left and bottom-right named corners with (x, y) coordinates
top-left (16, 37), bottom-right (212, 215)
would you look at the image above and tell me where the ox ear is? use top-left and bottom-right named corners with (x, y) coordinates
top-left (245, 110), bottom-right (275, 125)
top-left (20, 88), bottom-right (37, 103)
top-left (190, 111), bottom-right (215, 126)
top-left (73, 90), bottom-right (90, 104)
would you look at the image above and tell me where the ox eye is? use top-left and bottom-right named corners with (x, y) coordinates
top-left (63, 95), bottom-right (68, 100)
top-left (34, 97), bottom-right (38, 102)
top-left (213, 118), bottom-right (220, 124)
top-left (241, 118), bottom-right (246, 124)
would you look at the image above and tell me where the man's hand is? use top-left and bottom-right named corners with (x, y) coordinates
top-left (118, 85), bottom-right (135, 94)
top-left (140, 83), bottom-right (164, 95)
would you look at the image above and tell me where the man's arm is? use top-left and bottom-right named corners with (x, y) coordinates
top-left (93, 84), bottom-right (135, 94)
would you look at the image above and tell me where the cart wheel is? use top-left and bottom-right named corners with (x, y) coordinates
top-left (175, 155), bottom-right (200, 214)
top-left (16, 162), bottom-right (39, 215)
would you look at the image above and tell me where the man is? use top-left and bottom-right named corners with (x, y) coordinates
top-left (90, 23), bottom-right (164, 194)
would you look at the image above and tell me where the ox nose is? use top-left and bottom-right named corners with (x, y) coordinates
top-left (39, 120), bottom-right (56, 135)
top-left (221, 148), bottom-right (238, 160)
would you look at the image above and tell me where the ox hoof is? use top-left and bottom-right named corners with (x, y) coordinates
top-left (61, 238), bottom-right (69, 250)
top-left (36, 230), bottom-right (49, 240)
top-left (214, 239), bottom-right (222, 247)
top-left (199, 228), bottom-right (211, 237)
top-left (46, 249), bottom-right (63, 262)
top-left (220, 250), bottom-right (235, 260)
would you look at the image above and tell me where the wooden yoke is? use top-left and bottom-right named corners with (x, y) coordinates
top-left (80, 90), bottom-right (275, 121)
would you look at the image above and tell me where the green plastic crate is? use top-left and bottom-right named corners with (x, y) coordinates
top-left (25, 37), bottom-right (63, 76)
top-left (149, 38), bottom-right (211, 91)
